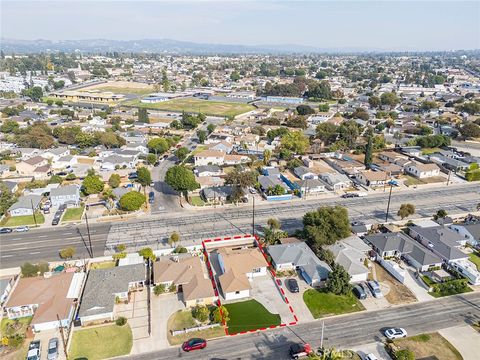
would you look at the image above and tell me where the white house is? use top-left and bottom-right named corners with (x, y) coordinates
top-left (294, 166), bottom-right (318, 180)
top-left (8, 195), bottom-right (42, 217)
top-left (405, 162), bottom-right (440, 179)
top-left (319, 172), bottom-right (352, 191)
top-left (194, 150), bottom-right (225, 166)
top-left (327, 236), bottom-right (371, 283)
top-left (50, 185), bottom-right (80, 207)
top-left (449, 223), bottom-right (480, 246)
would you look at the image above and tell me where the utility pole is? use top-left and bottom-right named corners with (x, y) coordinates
top-left (446, 170), bottom-right (451, 186)
top-left (30, 199), bottom-right (38, 227)
top-left (56, 314), bottom-right (68, 360)
top-left (84, 212), bottom-right (93, 258)
top-left (320, 321), bottom-right (325, 349)
top-left (252, 195), bottom-right (255, 237)
top-left (385, 183), bottom-right (393, 222)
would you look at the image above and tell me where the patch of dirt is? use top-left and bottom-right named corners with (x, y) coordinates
top-left (373, 262), bottom-right (417, 305)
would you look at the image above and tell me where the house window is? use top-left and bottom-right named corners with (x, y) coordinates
top-left (235, 291), bottom-right (240, 295)
top-left (252, 267), bottom-right (262, 273)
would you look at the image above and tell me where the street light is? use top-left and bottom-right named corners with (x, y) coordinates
top-left (385, 181), bottom-right (394, 222)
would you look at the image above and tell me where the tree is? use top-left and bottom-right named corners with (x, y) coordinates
top-left (138, 108), bottom-right (149, 123)
top-left (368, 95), bottom-right (381, 108)
top-left (317, 248), bottom-right (335, 266)
top-left (138, 247), bottom-right (156, 261)
top-left (146, 153), bottom-right (157, 165)
top-left (175, 147), bottom-right (189, 161)
top-left (338, 120), bottom-right (360, 148)
top-left (197, 130), bottom-right (207, 144)
top-left (137, 167), bottom-right (152, 187)
top-left (230, 71), bottom-right (240, 82)
top-left (281, 131), bottom-right (309, 155)
top-left (433, 209), bottom-right (448, 220)
top-left (296, 105), bottom-right (315, 116)
top-left (325, 263), bottom-right (352, 295)
top-left (148, 137), bottom-right (170, 155)
top-left (266, 184), bottom-right (285, 196)
top-left (119, 191), bottom-right (146, 211)
top-left (267, 218), bottom-right (280, 231)
top-left (165, 166), bottom-right (199, 193)
top-left (82, 174), bottom-right (104, 195)
top-left (59, 247), bottom-right (76, 259)
top-left (0, 182), bottom-right (16, 216)
top-left (285, 116), bottom-right (308, 129)
top-left (460, 123), bottom-right (480, 139)
top-left (207, 123), bottom-right (216, 134)
top-left (303, 206), bottom-right (351, 249)
top-left (0, 119), bottom-right (19, 133)
top-left (421, 100), bottom-right (438, 111)
top-left (108, 174), bottom-right (121, 188)
top-left (364, 134), bottom-right (373, 169)
top-left (351, 107), bottom-right (369, 121)
top-left (318, 103), bottom-right (330, 112)
top-left (192, 305), bottom-right (210, 322)
top-left (316, 123), bottom-right (339, 145)
top-left (398, 203), bottom-right (415, 219)
top-left (263, 149), bottom-right (272, 165)
top-left (22, 86), bottom-right (43, 101)
top-left (380, 92), bottom-right (400, 107)
top-left (168, 232), bottom-right (180, 247)
top-left (212, 305), bottom-right (229, 323)
top-left (153, 284), bottom-right (166, 295)
top-left (305, 80), bottom-right (331, 100)
top-left (225, 169), bottom-right (257, 189)
top-left (49, 175), bottom-right (63, 184)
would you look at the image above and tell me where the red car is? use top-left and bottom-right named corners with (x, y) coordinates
top-left (182, 338), bottom-right (207, 352)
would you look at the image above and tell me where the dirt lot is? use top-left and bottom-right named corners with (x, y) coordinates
top-left (373, 263), bottom-right (417, 305)
top-left (394, 332), bottom-right (463, 360)
top-left (81, 81), bottom-right (154, 95)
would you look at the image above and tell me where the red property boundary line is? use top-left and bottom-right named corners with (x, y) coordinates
top-left (201, 234), bottom-right (299, 337)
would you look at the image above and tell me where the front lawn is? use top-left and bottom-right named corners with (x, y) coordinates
top-left (394, 332), bottom-right (463, 360)
top-left (69, 324), bottom-right (132, 360)
top-left (1, 316), bottom-right (32, 349)
top-left (61, 206), bottom-right (85, 222)
top-left (90, 261), bottom-right (116, 270)
top-left (224, 300), bottom-right (281, 333)
top-left (189, 195), bottom-right (206, 206)
top-left (303, 289), bottom-right (365, 319)
top-left (469, 251), bottom-right (480, 271)
top-left (167, 310), bottom-right (225, 345)
top-left (0, 213), bottom-right (45, 227)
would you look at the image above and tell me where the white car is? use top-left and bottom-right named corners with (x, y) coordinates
top-left (364, 353), bottom-right (378, 360)
top-left (384, 327), bottom-right (407, 339)
top-left (15, 226), bottom-right (29, 232)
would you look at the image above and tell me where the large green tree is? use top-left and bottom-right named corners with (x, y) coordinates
top-left (82, 174), bottom-right (104, 195)
top-left (325, 263), bottom-right (352, 295)
top-left (0, 182), bottom-right (16, 216)
top-left (380, 92), bottom-right (400, 107)
top-left (303, 206), bottom-right (351, 249)
top-left (137, 167), bottom-right (152, 187)
top-left (147, 137), bottom-right (170, 155)
top-left (119, 191), bottom-right (146, 211)
top-left (281, 131), bottom-right (309, 155)
top-left (316, 123), bottom-right (339, 145)
top-left (165, 166), bottom-right (199, 193)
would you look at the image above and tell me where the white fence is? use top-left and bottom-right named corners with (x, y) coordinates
top-left (171, 323), bottom-right (220, 336)
top-left (378, 257), bottom-right (406, 283)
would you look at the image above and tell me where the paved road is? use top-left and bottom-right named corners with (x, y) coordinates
top-left (125, 292), bottom-right (480, 360)
top-left (1, 183), bottom-right (479, 268)
top-left (150, 156), bottom-right (180, 213)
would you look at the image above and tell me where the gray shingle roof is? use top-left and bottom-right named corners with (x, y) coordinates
top-left (9, 194), bottom-right (42, 211)
top-left (50, 185), bottom-right (79, 198)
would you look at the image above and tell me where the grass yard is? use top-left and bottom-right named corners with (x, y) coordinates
top-left (394, 332), bottom-right (463, 360)
top-left (90, 261), bottom-right (116, 270)
top-left (374, 263), bottom-right (417, 305)
top-left (189, 195), bottom-right (206, 206)
top-left (225, 300), bottom-right (281, 333)
top-left (192, 145), bottom-right (208, 155)
top-left (303, 289), bottom-right (365, 319)
top-left (167, 310), bottom-right (225, 345)
top-left (92, 86), bottom-right (152, 95)
top-left (61, 206), bottom-right (84, 222)
top-left (469, 251), bottom-right (480, 271)
top-left (0, 213), bottom-right (45, 227)
top-left (125, 97), bottom-right (255, 117)
top-left (421, 147), bottom-right (442, 155)
top-left (69, 324), bottom-right (133, 360)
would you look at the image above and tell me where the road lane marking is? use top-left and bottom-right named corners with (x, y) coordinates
top-left (38, 235), bottom-right (47, 238)
top-left (29, 252), bottom-right (41, 255)
top-left (1, 255), bottom-right (13, 258)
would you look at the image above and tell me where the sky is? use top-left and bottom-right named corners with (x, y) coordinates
top-left (1, 0), bottom-right (479, 51)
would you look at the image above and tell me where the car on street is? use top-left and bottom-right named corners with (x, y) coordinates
top-left (27, 340), bottom-right (41, 360)
top-left (364, 353), bottom-right (378, 360)
top-left (367, 280), bottom-right (383, 298)
top-left (341, 193), bottom-right (359, 198)
top-left (47, 337), bottom-right (59, 360)
top-left (52, 217), bottom-right (60, 226)
top-left (15, 226), bottom-right (29, 232)
top-left (352, 284), bottom-right (367, 300)
top-left (289, 343), bottom-right (312, 359)
top-left (181, 338), bottom-right (206, 352)
top-left (0, 227), bottom-right (13, 234)
top-left (148, 191), bottom-right (155, 204)
top-left (384, 327), bottom-right (407, 340)
top-left (286, 278), bottom-right (299, 293)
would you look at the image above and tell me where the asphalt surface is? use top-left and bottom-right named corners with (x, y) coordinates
top-left (124, 292), bottom-right (480, 360)
top-left (1, 183), bottom-right (479, 268)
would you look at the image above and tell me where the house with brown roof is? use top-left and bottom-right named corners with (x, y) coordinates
top-left (194, 150), bottom-right (226, 166)
top-left (217, 247), bottom-right (268, 301)
top-left (355, 170), bottom-right (389, 187)
top-left (153, 255), bottom-right (216, 307)
top-left (4, 272), bottom-right (85, 332)
top-left (405, 162), bottom-right (440, 179)
top-left (16, 156), bottom-right (49, 177)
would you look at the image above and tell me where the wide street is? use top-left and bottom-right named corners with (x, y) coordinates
top-left (1, 182), bottom-right (479, 268)
top-left (125, 292), bottom-right (480, 360)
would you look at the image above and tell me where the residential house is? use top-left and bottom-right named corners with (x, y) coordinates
top-left (224, 154), bottom-right (251, 166)
top-left (16, 156), bottom-right (49, 176)
top-left (194, 165), bottom-right (223, 177)
top-left (0, 277), bottom-right (14, 306)
top-left (326, 236), bottom-right (370, 283)
top-left (52, 155), bottom-right (77, 170)
top-left (294, 166), bottom-right (318, 180)
top-left (205, 133), bottom-right (234, 144)
top-left (258, 175), bottom-right (290, 193)
top-left (405, 162), bottom-right (440, 179)
top-left (319, 173), bottom-right (352, 191)
top-left (328, 157), bottom-right (364, 176)
top-left (449, 223), bottom-right (480, 246)
top-left (201, 186), bottom-right (234, 202)
top-left (355, 170), bottom-right (388, 187)
top-left (153, 255), bottom-right (216, 307)
top-left (78, 264), bottom-right (145, 325)
top-left (8, 194), bottom-right (42, 217)
top-left (43, 147), bottom-right (70, 162)
top-left (428, 154), bottom-right (470, 173)
top-left (294, 178), bottom-right (327, 195)
top-left (194, 150), bottom-right (225, 166)
top-left (207, 141), bottom-right (234, 154)
top-left (378, 152), bottom-right (412, 168)
top-left (0, 164), bottom-right (11, 178)
top-left (217, 247), bottom-right (268, 300)
top-left (14, 148), bottom-right (40, 161)
top-left (100, 155), bottom-right (137, 170)
top-left (267, 242), bottom-right (332, 287)
top-left (50, 185), bottom-right (80, 207)
top-left (4, 272), bottom-right (84, 332)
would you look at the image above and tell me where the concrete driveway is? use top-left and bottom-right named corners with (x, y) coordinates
top-left (359, 283), bottom-right (391, 311)
top-left (439, 325), bottom-right (480, 360)
top-left (351, 342), bottom-right (393, 360)
top-left (115, 289), bottom-right (149, 341)
top-left (250, 275), bottom-right (295, 324)
top-left (34, 328), bottom-right (66, 360)
top-left (280, 276), bottom-right (314, 323)
top-left (130, 292), bottom-right (185, 354)
top-left (402, 268), bottom-right (433, 302)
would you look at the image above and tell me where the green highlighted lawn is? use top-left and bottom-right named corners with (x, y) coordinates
top-left (124, 97), bottom-right (255, 117)
top-left (189, 196), bottom-right (206, 206)
top-left (303, 289), bottom-right (365, 319)
top-left (62, 206), bottom-right (84, 222)
top-left (224, 300), bottom-right (281, 333)
top-left (469, 251), bottom-right (480, 271)
top-left (0, 213), bottom-right (45, 227)
top-left (69, 324), bottom-right (132, 360)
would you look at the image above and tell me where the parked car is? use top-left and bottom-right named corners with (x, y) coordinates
top-left (367, 280), bottom-right (383, 298)
top-left (341, 193), bottom-right (359, 198)
top-left (15, 226), bottom-right (29, 232)
top-left (44, 208), bottom-right (50, 214)
top-left (52, 217), bottom-right (60, 226)
top-left (249, 187), bottom-right (257, 194)
top-left (289, 343), bottom-right (312, 359)
top-left (47, 338), bottom-right (59, 360)
top-left (124, 183), bottom-right (134, 188)
top-left (181, 338), bottom-right (207, 352)
top-left (352, 284), bottom-right (367, 300)
top-left (384, 327), bottom-right (407, 340)
top-left (128, 172), bottom-right (138, 180)
top-left (286, 278), bottom-right (299, 293)
top-left (148, 191), bottom-right (155, 204)
top-left (59, 204), bottom-right (67, 212)
top-left (0, 227), bottom-right (13, 234)
top-left (364, 353), bottom-right (378, 360)
top-left (27, 340), bottom-right (41, 360)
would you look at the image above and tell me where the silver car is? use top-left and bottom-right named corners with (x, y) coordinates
top-left (47, 338), bottom-right (59, 360)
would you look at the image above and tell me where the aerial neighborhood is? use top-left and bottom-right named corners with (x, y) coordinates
top-left (1, 9), bottom-right (480, 360)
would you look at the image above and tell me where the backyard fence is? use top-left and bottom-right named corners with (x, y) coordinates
top-left (171, 323), bottom-right (220, 336)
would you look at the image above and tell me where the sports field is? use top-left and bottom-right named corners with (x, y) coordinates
top-left (80, 81), bottom-right (154, 95)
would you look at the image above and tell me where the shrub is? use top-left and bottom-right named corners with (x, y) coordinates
top-left (395, 349), bottom-right (415, 360)
top-left (192, 305), bottom-right (210, 322)
top-left (59, 247), bottom-right (76, 259)
top-left (153, 284), bottom-right (166, 295)
top-left (119, 191), bottom-right (146, 211)
top-left (173, 246), bottom-right (188, 254)
top-left (115, 316), bottom-right (127, 326)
